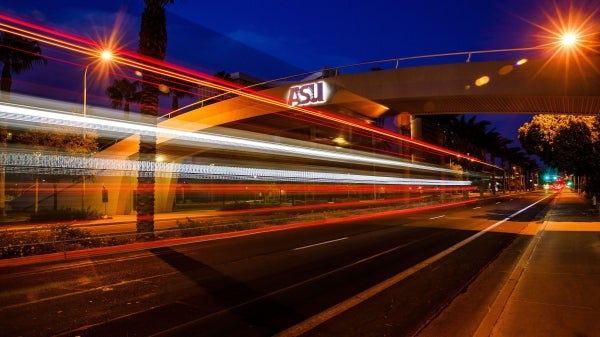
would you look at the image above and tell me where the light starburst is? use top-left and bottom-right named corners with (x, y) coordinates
top-left (518, 1), bottom-right (600, 82)
top-left (535, 2), bottom-right (599, 61)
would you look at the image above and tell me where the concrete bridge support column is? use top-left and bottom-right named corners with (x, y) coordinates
top-left (410, 115), bottom-right (422, 141)
top-left (397, 112), bottom-right (411, 158)
top-left (410, 115), bottom-right (423, 162)
top-left (155, 168), bottom-right (178, 213)
top-left (85, 163), bottom-right (177, 217)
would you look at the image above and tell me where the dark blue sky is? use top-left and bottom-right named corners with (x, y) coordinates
top-left (2, 0), bottom-right (567, 77)
top-left (1, 0), bottom-right (597, 143)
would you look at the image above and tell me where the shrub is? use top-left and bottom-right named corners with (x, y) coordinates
top-left (176, 217), bottom-right (212, 237)
top-left (0, 230), bottom-right (55, 258)
top-left (29, 207), bottom-right (102, 222)
top-left (49, 224), bottom-right (95, 248)
top-left (219, 202), bottom-right (275, 211)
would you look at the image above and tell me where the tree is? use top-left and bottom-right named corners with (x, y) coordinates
top-left (447, 115), bottom-right (491, 160)
top-left (161, 77), bottom-right (196, 113)
top-left (0, 32), bottom-right (47, 216)
top-left (440, 114), bottom-right (535, 194)
top-left (518, 115), bottom-right (598, 174)
top-left (16, 126), bottom-right (98, 212)
top-left (519, 114), bottom-right (600, 195)
top-left (136, 0), bottom-right (174, 239)
top-left (482, 129), bottom-right (512, 194)
top-left (0, 32), bottom-right (47, 94)
top-left (105, 77), bottom-right (140, 117)
top-left (214, 70), bottom-right (232, 80)
top-left (503, 147), bottom-right (529, 191)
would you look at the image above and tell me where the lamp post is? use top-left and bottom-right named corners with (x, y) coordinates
top-left (82, 50), bottom-right (113, 210)
top-left (83, 51), bottom-right (113, 120)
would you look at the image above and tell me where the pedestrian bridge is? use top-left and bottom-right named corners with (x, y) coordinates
top-left (316, 55), bottom-right (600, 118)
top-left (157, 54), bottom-right (600, 130)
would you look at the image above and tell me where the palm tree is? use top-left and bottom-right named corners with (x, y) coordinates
top-left (447, 115), bottom-right (491, 170)
top-left (136, 0), bottom-right (174, 239)
top-left (503, 147), bottom-right (528, 192)
top-left (0, 32), bottom-right (47, 94)
top-left (481, 129), bottom-right (512, 194)
top-left (162, 78), bottom-right (196, 114)
top-left (214, 70), bottom-right (232, 80)
top-left (105, 77), bottom-right (140, 118)
top-left (0, 32), bottom-right (47, 217)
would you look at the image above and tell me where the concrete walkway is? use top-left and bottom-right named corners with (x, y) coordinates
top-left (483, 190), bottom-right (600, 337)
top-left (420, 189), bottom-right (600, 337)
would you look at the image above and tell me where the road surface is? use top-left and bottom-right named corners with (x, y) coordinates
top-left (0, 192), bottom-right (554, 337)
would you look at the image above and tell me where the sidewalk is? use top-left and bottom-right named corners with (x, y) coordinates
top-left (420, 189), bottom-right (600, 337)
top-left (477, 189), bottom-right (600, 337)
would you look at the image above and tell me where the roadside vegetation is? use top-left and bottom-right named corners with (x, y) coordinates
top-left (0, 196), bottom-right (458, 259)
top-left (519, 114), bottom-right (600, 198)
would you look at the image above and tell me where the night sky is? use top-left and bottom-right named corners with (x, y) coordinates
top-left (1, 0), bottom-right (598, 143)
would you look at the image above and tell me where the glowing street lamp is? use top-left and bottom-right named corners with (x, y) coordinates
top-left (561, 32), bottom-right (578, 47)
top-left (82, 50), bottom-right (113, 210)
top-left (83, 50), bottom-right (113, 120)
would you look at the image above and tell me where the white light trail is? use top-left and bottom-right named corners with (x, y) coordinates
top-left (3, 152), bottom-right (472, 186)
top-left (0, 101), bottom-right (463, 176)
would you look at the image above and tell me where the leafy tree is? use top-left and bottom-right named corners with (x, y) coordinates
top-left (518, 115), bottom-right (598, 174)
top-left (0, 32), bottom-right (47, 216)
top-left (16, 127), bottom-right (98, 212)
top-left (519, 114), bottom-right (600, 194)
top-left (136, 0), bottom-right (174, 239)
top-left (106, 77), bottom-right (140, 117)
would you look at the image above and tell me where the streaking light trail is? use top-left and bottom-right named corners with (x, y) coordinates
top-left (0, 100), bottom-right (467, 176)
top-left (2, 152), bottom-right (471, 186)
top-left (0, 14), bottom-right (499, 169)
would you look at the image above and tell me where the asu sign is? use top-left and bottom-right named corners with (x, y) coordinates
top-left (287, 81), bottom-right (331, 107)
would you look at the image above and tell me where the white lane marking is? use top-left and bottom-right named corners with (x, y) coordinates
top-left (496, 202), bottom-right (502, 204)
top-left (275, 194), bottom-right (554, 337)
top-left (473, 206), bottom-right (481, 209)
top-left (293, 237), bottom-right (348, 251)
top-left (429, 215), bottom-right (445, 220)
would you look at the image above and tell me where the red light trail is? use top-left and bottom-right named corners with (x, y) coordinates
top-left (0, 12), bottom-right (500, 170)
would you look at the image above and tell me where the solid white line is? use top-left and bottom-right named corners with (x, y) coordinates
top-left (293, 237), bottom-right (348, 250)
top-left (473, 206), bottom-right (481, 209)
top-left (274, 194), bottom-right (554, 337)
top-left (429, 215), bottom-right (445, 220)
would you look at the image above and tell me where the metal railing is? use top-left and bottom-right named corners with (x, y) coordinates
top-left (158, 45), bottom-right (548, 120)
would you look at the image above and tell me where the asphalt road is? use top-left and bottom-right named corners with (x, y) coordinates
top-left (0, 192), bottom-right (555, 337)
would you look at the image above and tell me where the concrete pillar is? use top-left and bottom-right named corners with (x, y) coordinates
top-left (155, 169), bottom-right (178, 213)
top-left (410, 115), bottom-right (422, 140)
top-left (410, 115), bottom-right (423, 163)
top-left (397, 112), bottom-right (411, 158)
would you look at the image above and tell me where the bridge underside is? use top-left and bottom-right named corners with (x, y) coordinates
top-left (318, 55), bottom-right (600, 117)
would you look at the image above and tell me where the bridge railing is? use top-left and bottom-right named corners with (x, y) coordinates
top-left (159, 45), bottom-right (548, 120)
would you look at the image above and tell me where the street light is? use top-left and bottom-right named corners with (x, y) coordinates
top-left (83, 50), bottom-right (113, 120)
top-left (561, 32), bottom-right (578, 47)
top-left (82, 50), bottom-right (113, 210)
